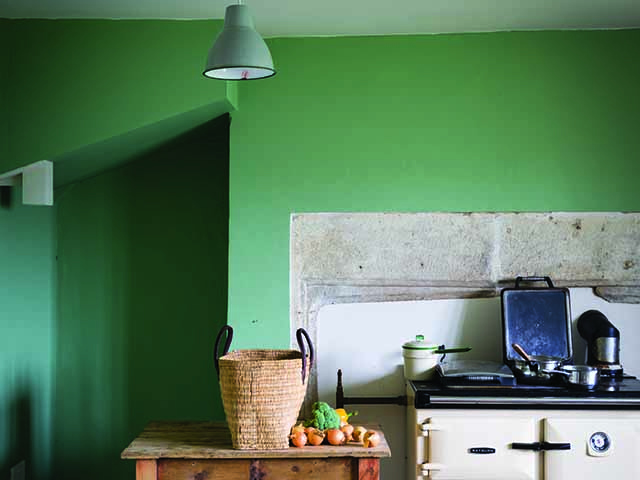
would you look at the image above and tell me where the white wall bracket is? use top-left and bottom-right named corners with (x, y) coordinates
top-left (0, 160), bottom-right (54, 206)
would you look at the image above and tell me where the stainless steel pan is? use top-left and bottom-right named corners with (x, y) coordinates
top-left (542, 365), bottom-right (600, 389)
top-left (512, 343), bottom-right (565, 379)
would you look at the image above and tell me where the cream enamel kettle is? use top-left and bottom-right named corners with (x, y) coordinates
top-left (402, 335), bottom-right (471, 380)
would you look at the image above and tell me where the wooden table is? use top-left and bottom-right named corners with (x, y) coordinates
top-left (121, 421), bottom-right (391, 480)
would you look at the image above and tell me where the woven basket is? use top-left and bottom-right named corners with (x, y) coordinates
top-left (214, 326), bottom-right (313, 449)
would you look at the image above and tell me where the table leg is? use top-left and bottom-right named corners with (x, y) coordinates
top-left (136, 460), bottom-right (158, 480)
top-left (357, 458), bottom-right (380, 480)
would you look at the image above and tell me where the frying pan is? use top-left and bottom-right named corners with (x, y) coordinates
top-left (512, 343), bottom-right (565, 380)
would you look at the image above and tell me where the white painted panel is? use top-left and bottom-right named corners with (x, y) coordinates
top-left (317, 296), bottom-right (502, 399)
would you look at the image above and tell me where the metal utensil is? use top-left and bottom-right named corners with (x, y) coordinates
top-left (542, 365), bottom-right (600, 389)
top-left (511, 343), bottom-right (564, 379)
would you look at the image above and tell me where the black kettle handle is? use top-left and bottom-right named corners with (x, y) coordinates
top-left (296, 328), bottom-right (314, 384)
top-left (515, 276), bottom-right (554, 289)
top-left (214, 325), bottom-right (233, 377)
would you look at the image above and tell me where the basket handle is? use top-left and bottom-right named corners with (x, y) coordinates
top-left (296, 328), bottom-right (314, 384)
top-left (214, 325), bottom-right (234, 377)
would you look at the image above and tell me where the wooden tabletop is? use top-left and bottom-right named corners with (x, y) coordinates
top-left (121, 421), bottom-right (391, 460)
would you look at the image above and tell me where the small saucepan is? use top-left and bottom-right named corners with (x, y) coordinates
top-left (511, 343), bottom-right (565, 379)
top-left (403, 335), bottom-right (472, 381)
top-left (541, 365), bottom-right (600, 389)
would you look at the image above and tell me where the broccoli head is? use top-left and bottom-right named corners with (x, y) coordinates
top-left (304, 401), bottom-right (341, 430)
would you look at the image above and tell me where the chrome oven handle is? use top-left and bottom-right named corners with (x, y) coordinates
top-left (420, 422), bottom-right (442, 436)
top-left (420, 462), bottom-right (444, 478)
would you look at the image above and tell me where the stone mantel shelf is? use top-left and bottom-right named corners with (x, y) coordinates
top-left (290, 212), bottom-right (640, 416)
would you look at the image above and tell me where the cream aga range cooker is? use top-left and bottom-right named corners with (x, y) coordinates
top-left (403, 279), bottom-right (640, 479)
top-left (406, 375), bottom-right (640, 480)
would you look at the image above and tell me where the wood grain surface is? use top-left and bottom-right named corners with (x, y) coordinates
top-left (158, 459), bottom-right (247, 480)
top-left (121, 421), bottom-right (391, 460)
top-left (157, 458), bottom-right (355, 480)
top-left (136, 460), bottom-right (157, 480)
top-left (357, 457), bottom-right (380, 480)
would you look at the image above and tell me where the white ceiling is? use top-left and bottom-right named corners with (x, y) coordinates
top-left (1, 0), bottom-right (640, 37)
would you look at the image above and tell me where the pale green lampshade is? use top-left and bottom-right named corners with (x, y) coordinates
top-left (203, 4), bottom-right (275, 80)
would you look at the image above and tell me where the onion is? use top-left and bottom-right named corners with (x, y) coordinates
top-left (352, 426), bottom-right (368, 443)
top-left (290, 431), bottom-right (307, 448)
top-left (291, 423), bottom-right (306, 436)
top-left (340, 424), bottom-right (354, 442)
top-left (363, 430), bottom-right (381, 448)
top-left (326, 428), bottom-right (346, 446)
top-left (307, 428), bottom-right (325, 446)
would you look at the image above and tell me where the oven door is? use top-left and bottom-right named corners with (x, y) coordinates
top-left (420, 415), bottom-right (538, 479)
top-left (544, 417), bottom-right (640, 480)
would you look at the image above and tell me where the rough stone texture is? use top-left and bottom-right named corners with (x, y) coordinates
top-left (291, 212), bottom-right (496, 284)
top-left (290, 212), bottom-right (640, 414)
top-left (595, 287), bottom-right (640, 304)
top-left (498, 212), bottom-right (640, 284)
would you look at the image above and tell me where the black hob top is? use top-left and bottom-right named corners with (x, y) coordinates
top-left (410, 376), bottom-right (640, 409)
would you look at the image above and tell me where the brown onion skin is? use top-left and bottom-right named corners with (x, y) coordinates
top-left (340, 424), bottom-right (354, 442)
top-left (363, 430), bottom-right (381, 448)
top-left (290, 431), bottom-right (308, 448)
top-left (326, 428), bottom-right (346, 446)
top-left (352, 426), bottom-right (367, 443)
top-left (307, 428), bottom-right (325, 446)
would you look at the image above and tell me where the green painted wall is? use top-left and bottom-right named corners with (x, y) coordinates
top-left (54, 115), bottom-right (229, 480)
top-left (0, 19), bottom-right (234, 479)
top-left (0, 188), bottom-right (55, 480)
top-left (229, 30), bottom-right (640, 349)
top-left (0, 19), bottom-right (8, 163)
top-left (1, 19), bottom-right (226, 173)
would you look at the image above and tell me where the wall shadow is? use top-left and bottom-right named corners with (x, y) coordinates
top-left (1, 182), bottom-right (55, 480)
top-left (0, 377), bottom-right (31, 480)
top-left (0, 186), bottom-right (11, 209)
top-left (53, 114), bottom-right (230, 480)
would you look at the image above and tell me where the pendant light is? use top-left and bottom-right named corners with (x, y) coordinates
top-left (203, 3), bottom-right (275, 80)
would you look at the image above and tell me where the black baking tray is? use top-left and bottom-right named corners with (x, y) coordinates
top-left (501, 276), bottom-right (572, 366)
top-left (437, 360), bottom-right (516, 386)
